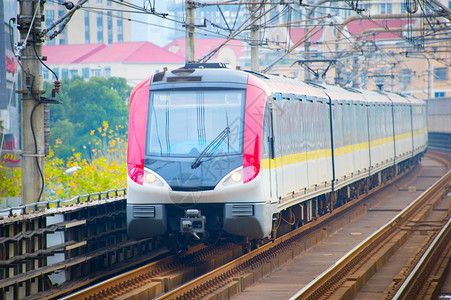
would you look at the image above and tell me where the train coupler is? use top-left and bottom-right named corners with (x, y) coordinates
top-left (180, 209), bottom-right (206, 239)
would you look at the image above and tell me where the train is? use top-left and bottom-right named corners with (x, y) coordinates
top-left (126, 63), bottom-right (427, 246)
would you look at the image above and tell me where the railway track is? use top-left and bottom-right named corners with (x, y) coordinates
top-left (61, 152), bottom-right (451, 300)
top-left (291, 158), bottom-right (451, 299)
top-left (3, 148), bottom-right (446, 299)
top-left (59, 153), bottom-right (451, 299)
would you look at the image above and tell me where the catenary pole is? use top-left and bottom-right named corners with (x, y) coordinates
top-left (18, 0), bottom-right (45, 205)
top-left (185, 0), bottom-right (196, 62)
top-left (250, 2), bottom-right (259, 71)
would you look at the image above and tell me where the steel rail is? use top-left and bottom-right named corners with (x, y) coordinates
top-left (62, 243), bottom-right (233, 299)
top-left (290, 168), bottom-right (451, 300)
top-left (393, 204), bottom-right (451, 299)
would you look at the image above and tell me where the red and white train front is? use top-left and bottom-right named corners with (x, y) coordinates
top-left (127, 65), bottom-right (276, 240)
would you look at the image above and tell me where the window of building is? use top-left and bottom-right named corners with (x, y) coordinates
top-left (45, 10), bottom-right (56, 44)
top-left (92, 69), bottom-right (101, 77)
top-left (42, 68), bottom-right (49, 80)
top-left (82, 68), bottom-right (89, 79)
top-left (107, 12), bottom-right (113, 44)
top-left (53, 68), bottom-right (59, 78)
top-left (104, 67), bottom-right (111, 78)
top-left (434, 67), bottom-right (448, 81)
top-left (435, 91), bottom-right (445, 98)
top-left (381, 3), bottom-right (386, 14)
top-left (85, 11), bottom-right (90, 43)
top-left (70, 69), bottom-right (78, 78)
top-left (45, 10), bottom-right (54, 27)
top-left (97, 13), bottom-right (103, 43)
top-left (387, 3), bottom-right (392, 13)
top-left (401, 3), bottom-right (406, 13)
top-left (58, 10), bottom-right (67, 44)
top-left (117, 12), bottom-right (123, 42)
top-left (61, 69), bottom-right (69, 79)
top-left (400, 68), bottom-right (411, 83)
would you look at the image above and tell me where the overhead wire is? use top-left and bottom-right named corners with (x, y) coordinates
top-left (40, 0), bottom-right (451, 83)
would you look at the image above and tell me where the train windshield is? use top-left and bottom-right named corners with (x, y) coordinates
top-left (147, 89), bottom-right (245, 157)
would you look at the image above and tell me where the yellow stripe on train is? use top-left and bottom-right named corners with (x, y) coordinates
top-left (260, 127), bottom-right (427, 170)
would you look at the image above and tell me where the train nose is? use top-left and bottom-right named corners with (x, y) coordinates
top-left (170, 172), bottom-right (216, 191)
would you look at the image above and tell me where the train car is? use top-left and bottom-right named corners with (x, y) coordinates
top-left (126, 63), bottom-right (427, 244)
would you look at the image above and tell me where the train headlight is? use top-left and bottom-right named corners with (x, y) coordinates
top-left (223, 168), bottom-right (243, 186)
top-left (144, 170), bottom-right (164, 187)
top-left (231, 171), bottom-right (242, 182)
top-left (145, 173), bottom-right (156, 183)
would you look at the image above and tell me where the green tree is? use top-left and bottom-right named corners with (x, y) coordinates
top-left (44, 77), bottom-right (131, 161)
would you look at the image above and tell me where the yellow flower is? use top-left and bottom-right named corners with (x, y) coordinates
top-left (97, 127), bottom-right (102, 133)
top-left (102, 121), bottom-right (109, 130)
top-left (90, 130), bottom-right (95, 136)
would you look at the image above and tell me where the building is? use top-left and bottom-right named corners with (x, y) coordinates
top-left (43, 0), bottom-right (132, 45)
top-left (43, 42), bottom-right (184, 86)
top-left (0, 0), bottom-right (20, 164)
top-left (256, 1), bottom-right (451, 99)
top-left (42, 39), bottom-right (245, 86)
top-left (42, 1), bottom-right (450, 99)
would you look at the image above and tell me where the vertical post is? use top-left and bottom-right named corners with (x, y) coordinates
top-left (18, 0), bottom-right (45, 205)
top-left (250, 3), bottom-right (259, 72)
top-left (185, 0), bottom-right (195, 62)
top-left (427, 59), bottom-right (433, 99)
top-left (351, 57), bottom-right (359, 87)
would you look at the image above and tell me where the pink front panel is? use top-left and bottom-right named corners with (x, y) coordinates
top-left (243, 75), bottom-right (270, 183)
top-left (127, 77), bottom-right (151, 185)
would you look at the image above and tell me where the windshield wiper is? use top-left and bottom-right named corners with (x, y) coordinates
top-left (191, 126), bottom-right (230, 169)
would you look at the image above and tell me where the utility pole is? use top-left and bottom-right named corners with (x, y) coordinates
top-left (185, 0), bottom-right (195, 62)
top-left (18, 0), bottom-right (45, 205)
top-left (250, 3), bottom-right (259, 72)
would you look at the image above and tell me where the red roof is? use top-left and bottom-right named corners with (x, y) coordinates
top-left (288, 28), bottom-right (325, 46)
top-left (164, 38), bottom-right (245, 60)
top-left (288, 18), bottom-right (417, 47)
top-left (42, 44), bottom-right (106, 64)
top-left (42, 42), bottom-right (185, 64)
top-left (345, 18), bottom-right (416, 40)
top-left (80, 42), bottom-right (184, 63)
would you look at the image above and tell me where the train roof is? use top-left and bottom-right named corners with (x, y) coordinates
top-left (147, 64), bottom-right (426, 107)
top-left (150, 64), bottom-right (249, 88)
top-left (255, 73), bottom-right (329, 100)
top-left (381, 91), bottom-right (412, 105)
top-left (355, 88), bottom-right (391, 104)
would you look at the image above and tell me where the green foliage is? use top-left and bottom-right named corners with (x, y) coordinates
top-left (0, 166), bottom-right (21, 198)
top-left (45, 150), bottom-right (127, 200)
top-left (44, 76), bottom-right (131, 161)
top-left (1, 77), bottom-right (132, 201)
top-left (1, 147), bottom-right (127, 200)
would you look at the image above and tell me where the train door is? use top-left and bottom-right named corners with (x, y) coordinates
top-left (263, 102), bottom-right (278, 202)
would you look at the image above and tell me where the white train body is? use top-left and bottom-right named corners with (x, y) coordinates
top-left (126, 64), bottom-right (427, 241)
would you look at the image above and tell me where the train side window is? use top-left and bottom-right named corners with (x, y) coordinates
top-left (263, 103), bottom-right (275, 159)
top-left (262, 106), bottom-right (270, 157)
